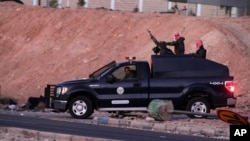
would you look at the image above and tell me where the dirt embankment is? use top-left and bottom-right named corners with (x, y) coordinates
top-left (0, 2), bottom-right (250, 110)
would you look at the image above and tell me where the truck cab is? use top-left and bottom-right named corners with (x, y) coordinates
top-left (52, 57), bottom-right (151, 118)
top-left (91, 57), bottom-right (151, 111)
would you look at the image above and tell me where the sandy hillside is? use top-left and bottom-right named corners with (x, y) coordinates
top-left (0, 2), bottom-right (250, 111)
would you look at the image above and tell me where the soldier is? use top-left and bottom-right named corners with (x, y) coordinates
top-left (192, 39), bottom-right (207, 58)
top-left (166, 32), bottom-right (185, 55)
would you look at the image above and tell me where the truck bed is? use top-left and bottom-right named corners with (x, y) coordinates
top-left (151, 55), bottom-right (230, 78)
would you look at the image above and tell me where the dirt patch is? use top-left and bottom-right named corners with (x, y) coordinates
top-left (0, 2), bottom-right (250, 111)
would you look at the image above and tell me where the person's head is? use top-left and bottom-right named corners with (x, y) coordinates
top-left (124, 67), bottom-right (131, 75)
top-left (174, 32), bottom-right (181, 40)
top-left (196, 39), bottom-right (203, 49)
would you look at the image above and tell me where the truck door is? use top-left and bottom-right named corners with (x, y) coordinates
top-left (96, 64), bottom-right (148, 111)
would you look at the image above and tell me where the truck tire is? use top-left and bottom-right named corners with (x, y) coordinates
top-left (186, 97), bottom-right (210, 118)
top-left (69, 96), bottom-right (93, 119)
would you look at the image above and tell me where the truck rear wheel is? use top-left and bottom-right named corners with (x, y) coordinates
top-left (186, 97), bottom-right (210, 118)
top-left (69, 96), bottom-right (93, 119)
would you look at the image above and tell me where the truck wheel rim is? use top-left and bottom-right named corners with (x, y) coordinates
top-left (191, 102), bottom-right (207, 113)
top-left (72, 100), bottom-right (87, 116)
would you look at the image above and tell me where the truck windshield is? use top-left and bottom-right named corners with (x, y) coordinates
top-left (89, 61), bottom-right (116, 78)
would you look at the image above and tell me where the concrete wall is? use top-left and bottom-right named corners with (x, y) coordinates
top-left (23, 0), bottom-right (249, 17)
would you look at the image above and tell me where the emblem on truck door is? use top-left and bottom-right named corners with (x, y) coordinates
top-left (117, 87), bottom-right (124, 95)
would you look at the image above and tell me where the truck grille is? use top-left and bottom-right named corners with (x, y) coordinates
top-left (44, 84), bottom-right (56, 108)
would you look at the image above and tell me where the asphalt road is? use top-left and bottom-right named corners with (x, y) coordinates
top-left (0, 114), bottom-right (226, 141)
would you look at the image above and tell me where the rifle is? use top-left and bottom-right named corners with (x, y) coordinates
top-left (147, 29), bottom-right (174, 55)
top-left (147, 29), bottom-right (159, 46)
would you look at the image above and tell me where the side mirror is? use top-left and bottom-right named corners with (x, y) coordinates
top-left (105, 74), bottom-right (115, 83)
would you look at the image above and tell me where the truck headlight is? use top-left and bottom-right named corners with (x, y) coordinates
top-left (56, 87), bottom-right (68, 95)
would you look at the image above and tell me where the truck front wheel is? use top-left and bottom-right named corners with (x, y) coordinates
top-left (186, 97), bottom-right (210, 118)
top-left (69, 96), bottom-right (93, 119)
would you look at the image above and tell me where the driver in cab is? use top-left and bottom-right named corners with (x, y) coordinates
top-left (123, 67), bottom-right (135, 80)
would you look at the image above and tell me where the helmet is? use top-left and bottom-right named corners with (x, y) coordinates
top-left (174, 32), bottom-right (181, 40)
top-left (196, 39), bottom-right (203, 49)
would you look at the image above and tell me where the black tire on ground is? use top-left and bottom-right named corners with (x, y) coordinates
top-left (186, 97), bottom-right (210, 118)
top-left (69, 96), bottom-right (93, 119)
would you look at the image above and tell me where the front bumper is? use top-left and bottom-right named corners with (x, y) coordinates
top-left (53, 100), bottom-right (68, 110)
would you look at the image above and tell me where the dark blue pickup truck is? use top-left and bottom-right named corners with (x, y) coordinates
top-left (47, 55), bottom-right (236, 119)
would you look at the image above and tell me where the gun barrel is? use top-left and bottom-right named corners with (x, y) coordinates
top-left (147, 29), bottom-right (152, 33)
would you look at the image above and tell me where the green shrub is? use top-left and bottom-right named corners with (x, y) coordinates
top-left (49, 0), bottom-right (58, 8)
top-left (77, 0), bottom-right (86, 7)
top-left (133, 7), bottom-right (139, 13)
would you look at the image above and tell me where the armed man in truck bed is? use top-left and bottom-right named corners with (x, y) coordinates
top-left (166, 32), bottom-right (185, 55)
